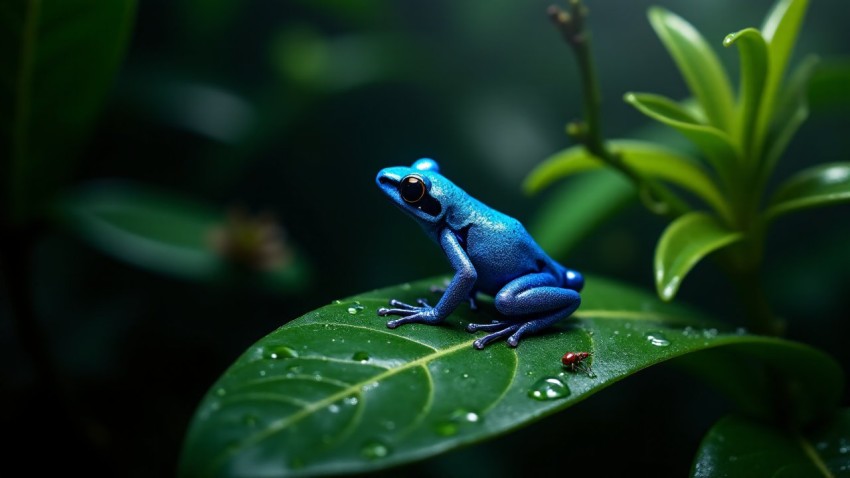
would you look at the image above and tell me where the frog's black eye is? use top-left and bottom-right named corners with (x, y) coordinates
top-left (400, 175), bottom-right (427, 203)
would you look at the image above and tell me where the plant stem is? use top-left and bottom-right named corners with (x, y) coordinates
top-left (548, 1), bottom-right (691, 218)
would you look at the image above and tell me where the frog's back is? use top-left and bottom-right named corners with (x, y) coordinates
top-left (462, 207), bottom-right (561, 295)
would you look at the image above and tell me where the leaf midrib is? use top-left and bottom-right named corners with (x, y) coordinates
top-left (206, 330), bottom-right (473, 475)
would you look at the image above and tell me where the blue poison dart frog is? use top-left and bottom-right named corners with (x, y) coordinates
top-left (375, 158), bottom-right (584, 349)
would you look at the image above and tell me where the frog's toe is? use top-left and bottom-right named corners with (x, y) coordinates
top-left (467, 320), bottom-right (509, 333)
top-left (472, 323), bottom-right (522, 349)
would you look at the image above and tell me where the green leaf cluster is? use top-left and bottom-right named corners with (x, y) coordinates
top-left (525, 0), bottom-right (850, 302)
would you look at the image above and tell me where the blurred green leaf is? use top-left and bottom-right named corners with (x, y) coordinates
top-left (625, 93), bottom-right (740, 189)
top-left (723, 28), bottom-right (769, 157)
top-left (761, 55), bottom-right (818, 188)
top-left (758, 0), bottom-right (810, 146)
top-left (655, 212), bottom-right (743, 301)
top-left (179, 276), bottom-right (842, 477)
top-left (692, 409), bottom-right (850, 477)
top-left (648, 7), bottom-right (735, 132)
top-left (0, 0), bottom-right (137, 224)
top-left (808, 57), bottom-right (850, 112)
top-left (54, 181), bottom-right (308, 291)
top-left (764, 163), bottom-right (850, 223)
top-left (525, 139), bottom-right (728, 219)
top-left (526, 170), bottom-right (635, 261)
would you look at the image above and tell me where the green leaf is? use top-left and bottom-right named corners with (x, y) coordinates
top-left (0, 0), bottom-right (137, 224)
top-left (763, 162), bottom-right (850, 223)
top-left (526, 170), bottom-right (635, 261)
top-left (525, 139), bottom-right (729, 220)
top-left (760, 55), bottom-right (818, 187)
top-left (54, 181), bottom-right (308, 291)
top-left (655, 212), bottom-right (743, 301)
top-left (625, 93), bottom-right (740, 189)
top-left (723, 28), bottom-right (769, 158)
top-left (808, 58), bottom-right (850, 112)
top-left (179, 277), bottom-right (842, 477)
top-left (756, 0), bottom-right (810, 172)
top-left (648, 7), bottom-right (736, 132)
top-left (692, 409), bottom-right (850, 477)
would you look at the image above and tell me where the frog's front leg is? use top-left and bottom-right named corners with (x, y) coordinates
top-left (467, 272), bottom-right (580, 349)
top-left (379, 228), bottom-right (476, 328)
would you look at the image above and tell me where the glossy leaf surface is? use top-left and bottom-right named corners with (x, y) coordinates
top-left (524, 139), bottom-right (727, 218)
top-left (55, 181), bottom-right (307, 290)
top-left (692, 409), bottom-right (850, 477)
top-left (625, 93), bottom-right (739, 188)
top-left (526, 170), bottom-right (635, 262)
top-left (648, 7), bottom-right (735, 132)
top-left (180, 277), bottom-right (842, 477)
top-left (655, 212), bottom-right (743, 301)
top-left (0, 0), bottom-right (137, 223)
top-left (764, 163), bottom-right (850, 222)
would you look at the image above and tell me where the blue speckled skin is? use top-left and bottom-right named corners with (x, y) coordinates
top-left (375, 159), bottom-right (584, 349)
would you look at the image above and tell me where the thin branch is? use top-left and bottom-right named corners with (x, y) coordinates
top-left (548, 1), bottom-right (691, 217)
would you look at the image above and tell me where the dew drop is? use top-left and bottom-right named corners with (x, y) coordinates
top-left (343, 395), bottom-right (359, 406)
top-left (702, 328), bottom-right (719, 339)
top-left (259, 370), bottom-right (267, 377)
top-left (434, 409), bottom-right (482, 436)
top-left (401, 283), bottom-right (412, 290)
top-left (266, 345), bottom-right (298, 360)
top-left (434, 421), bottom-right (458, 437)
top-left (528, 377), bottom-right (571, 400)
top-left (645, 331), bottom-right (671, 347)
top-left (215, 387), bottom-right (227, 397)
top-left (332, 300), bottom-right (342, 305)
top-left (352, 351), bottom-right (370, 362)
top-left (348, 301), bottom-right (365, 315)
top-left (361, 441), bottom-right (390, 460)
top-left (462, 373), bottom-right (470, 379)
top-left (328, 404), bottom-right (340, 414)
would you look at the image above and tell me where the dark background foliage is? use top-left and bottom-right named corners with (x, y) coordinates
top-left (1, 0), bottom-right (848, 476)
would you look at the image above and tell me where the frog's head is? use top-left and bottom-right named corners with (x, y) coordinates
top-left (376, 158), bottom-right (452, 226)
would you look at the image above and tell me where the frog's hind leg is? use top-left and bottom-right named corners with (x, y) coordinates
top-left (491, 272), bottom-right (581, 347)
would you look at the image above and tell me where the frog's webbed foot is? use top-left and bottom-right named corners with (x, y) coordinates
top-left (379, 299), bottom-right (442, 328)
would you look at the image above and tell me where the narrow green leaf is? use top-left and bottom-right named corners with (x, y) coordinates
top-left (54, 181), bottom-right (308, 290)
top-left (625, 92), bottom-right (740, 189)
top-left (525, 139), bottom-right (729, 219)
top-left (179, 276), bottom-right (842, 477)
top-left (760, 55), bottom-right (818, 186)
top-left (526, 170), bottom-right (635, 262)
top-left (655, 212), bottom-right (743, 301)
top-left (723, 28), bottom-right (769, 158)
top-left (0, 0), bottom-right (137, 224)
top-left (692, 409), bottom-right (850, 477)
top-left (648, 7), bottom-right (736, 132)
top-left (764, 162), bottom-right (850, 223)
top-left (757, 0), bottom-right (810, 163)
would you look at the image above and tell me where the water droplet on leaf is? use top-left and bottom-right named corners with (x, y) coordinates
top-left (348, 301), bottom-right (365, 314)
top-left (528, 377), bottom-right (570, 400)
top-left (352, 351), bottom-right (370, 362)
top-left (361, 441), bottom-right (390, 460)
top-left (645, 331), bottom-right (671, 347)
top-left (266, 345), bottom-right (298, 359)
